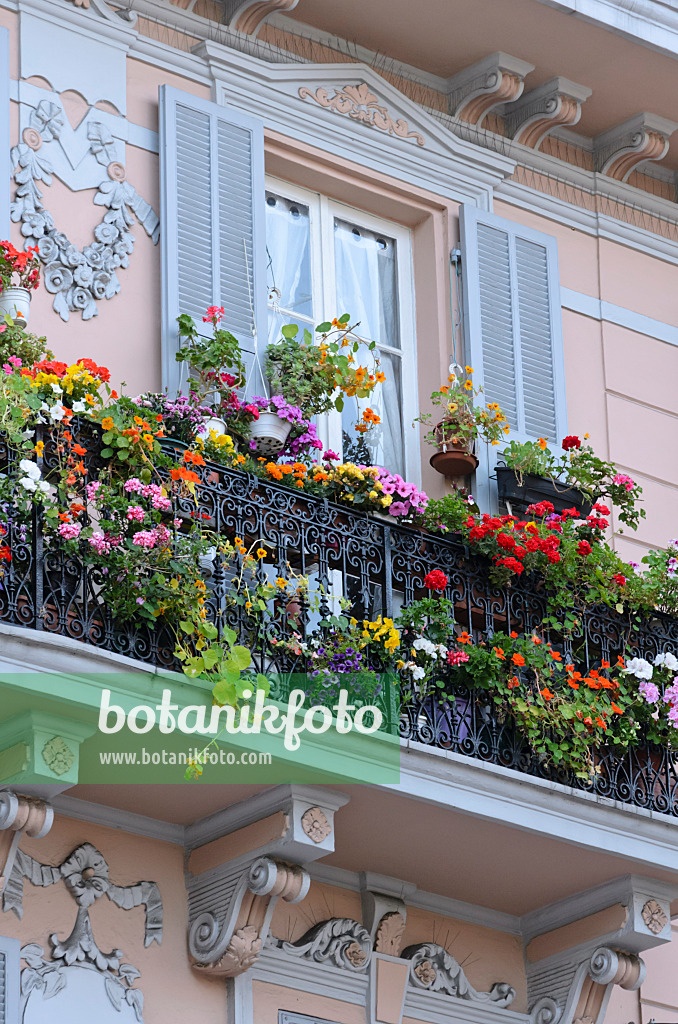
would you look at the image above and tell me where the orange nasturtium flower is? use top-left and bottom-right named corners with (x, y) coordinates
top-left (101, 417), bottom-right (115, 431)
top-left (457, 631), bottom-right (473, 644)
top-left (538, 437), bottom-right (548, 450)
top-left (540, 688), bottom-right (554, 701)
top-left (511, 653), bottom-right (525, 666)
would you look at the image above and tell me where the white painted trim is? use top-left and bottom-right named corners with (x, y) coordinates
top-left (51, 793), bottom-right (185, 845)
top-left (534, 0), bottom-right (678, 61)
top-left (403, 989), bottom-right (530, 1024)
top-left (252, 948), bottom-right (368, 1005)
top-left (561, 285), bottom-right (678, 346)
top-left (391, 743), bottom-right (678, 876)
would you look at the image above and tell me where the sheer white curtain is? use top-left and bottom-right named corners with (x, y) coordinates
top-left (265, 194), bottom-right (313, 351)
top-left (334, 220), bottom-right (403, 475)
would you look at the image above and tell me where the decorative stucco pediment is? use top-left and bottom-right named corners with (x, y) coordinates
top-left (197, 43), bottom-right (516, 205)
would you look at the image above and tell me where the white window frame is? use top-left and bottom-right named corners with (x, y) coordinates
top-left (0, 933), bottom-right (20, 1024)
top-left (265, 175), bottom-right (420, 484)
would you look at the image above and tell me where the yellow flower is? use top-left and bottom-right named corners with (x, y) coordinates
top-left (245, 601), bottom-right (252, 610)
top-left (465, 365), bottom-right (473, 373)
top-left (447, 402), bottom-right (458, 414)
top-left (276, 577), bottom-right (287, 589)
top-left (396, 659), bottom-right (405, 670)
top-left (34, 440), bottom-right (45, 456)
top-left (463, 380), bottom-right (473, 391)
top-left (256, 548), bottom-right (267, 559)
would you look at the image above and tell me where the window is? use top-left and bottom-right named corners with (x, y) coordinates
top-left (265, 179), bottom-right (418, 480)
top-left (0, 934), bottom-right (19, 1024)
top-left (459, 203), bottom-right (567, 508)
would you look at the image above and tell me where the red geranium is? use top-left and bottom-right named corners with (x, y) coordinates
top-left (562, 435), bottom-right (581, 450)
top-left (495, 556), bottom-right (524, 575)
top-left (612, 573), bottom-right (626, 586)
top-left (424, 569), bottom-right (448, 592)
top-left (577, 540), bottom-right (592, 557)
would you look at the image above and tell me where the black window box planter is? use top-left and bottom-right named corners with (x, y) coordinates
top-left (496, 467), bottom-right (593, 518)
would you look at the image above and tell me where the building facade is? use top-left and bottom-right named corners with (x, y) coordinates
top-left (1, 0), bottom-right (678, 1022)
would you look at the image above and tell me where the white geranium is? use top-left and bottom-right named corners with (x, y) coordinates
top-left (18, 460), bottom-right (49, 494)
top-left (654, 652), bottom-right (678, 673)
top-left (48, 402), bottom-right (66, 423)
top-left (625, 657), bottom-right (653, 681)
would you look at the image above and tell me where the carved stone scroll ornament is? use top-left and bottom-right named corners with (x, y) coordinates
top-left (223, 0), bottom-right (300, 34)
top-left (0, 791), bottom-right (53, 899)
top-left (447, 52), bottom-right (535, 127)
top-left (6, 842), bottom-right (162, 1023)
top-left (528, 946), bottom-right (645, 1024)
top-left (593, 113), bottom-right (678, 182)
top-left (504, 77), bottom-right (592, 150)
top-left (190, 857), bottom-right (311, 979)
top-left (298, 84), bottom-right (425, 147)
top-left (403, 942), bottom-right (516, 1007)
top-left (275, 917), bottom-right (373, 972)
top-left (10, 98), bottom-right (159, 322)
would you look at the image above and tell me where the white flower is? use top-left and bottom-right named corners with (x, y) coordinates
top-left (48, 402), bottom-right (66, 423)
top-left (654, 652), bottom-right (678, 673)
top-left (71, 400), bottom-right (86, 414)
top-left (413, 638), bottom-right (436, 656)
top-left (19, 460), bottom-right (41, 481)
top-left (19, 477), bottom-right (37, 492)
top-left (37, 480), bottom-right (49, 493)
top-left (50, 383), bottom-right (62, 394)
top-left (625, 657), bottom-right (653, 681)
top-left (411, 665), bottom-right (425, 680)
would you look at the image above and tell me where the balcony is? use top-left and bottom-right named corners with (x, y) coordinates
top-left (2, 423), bottom-right (678, 812)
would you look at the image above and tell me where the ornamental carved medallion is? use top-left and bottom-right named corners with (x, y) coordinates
top-left (300, 806), bottom-right (331, 843)
top-left (42, 736), bottom-right (76, 777)
top-left (641, 898), bottom-right (668, 934)
top-left (298, 83), bottom-right (425, 146)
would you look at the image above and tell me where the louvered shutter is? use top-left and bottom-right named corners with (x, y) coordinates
top-left (0, 936), bottom-right (20, 1024)
top-left (1, 27), bottom-right (9, 238)
top-left (459, 204), bottom-right (567, 446)
top-left (159, 86), bottom-right (267, 394)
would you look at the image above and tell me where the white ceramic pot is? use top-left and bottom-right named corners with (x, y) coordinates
top-left (0, 287), bottom-right (31, 325)
top-left (249, 412), bottom-right (292, 457)
top-left (197, 416), bottom-right (228, 439)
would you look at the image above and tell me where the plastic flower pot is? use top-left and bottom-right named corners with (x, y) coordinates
top-left (0, 287), bottom-right (31, 325)
top-left (197, 416), bottom-right (227, 439)
top-left (496, 468), bottom-right (593, 517)
top-left (249, 412), bottom-right (293, 457)
top-left (430, 422), bottom-right (478, 478)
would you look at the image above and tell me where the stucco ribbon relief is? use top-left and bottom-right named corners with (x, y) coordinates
top-left (10, 98), bottom-right (159, 322)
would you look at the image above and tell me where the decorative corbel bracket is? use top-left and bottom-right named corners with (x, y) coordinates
top-left (187, 785), bottom-right (348, 978)
top-left (447, 52), bottom-right (535, 127)
top-left (0, 712), bottom-right (96, 786)
top-left (504, 77), bottom-right (592, 149)
top-left (222, 0), bottom-right (300, 35)
top-left (593, 112), bottom-right (678, 181)
top-left (0, 792), bottom-right (53, 899)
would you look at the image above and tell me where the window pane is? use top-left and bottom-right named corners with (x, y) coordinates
top-left (265, 192), bottom-right (313, 318)
top-left (334, 219), bottom-right (400, 349)
top-left (341, 343), bottom-right (405, 477)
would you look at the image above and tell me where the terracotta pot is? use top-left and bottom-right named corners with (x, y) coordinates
top-left (430, 422), bottom-right (478, 478)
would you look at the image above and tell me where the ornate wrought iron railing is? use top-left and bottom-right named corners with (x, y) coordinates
top-left (2, 424), bottom-right (678, 812)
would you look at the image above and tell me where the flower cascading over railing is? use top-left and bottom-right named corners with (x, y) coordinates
top-left (10, 98), bottom-right (159, 322)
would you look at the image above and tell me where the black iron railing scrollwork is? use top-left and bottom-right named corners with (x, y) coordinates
top-left (1, 423), bottom-right (678, 812)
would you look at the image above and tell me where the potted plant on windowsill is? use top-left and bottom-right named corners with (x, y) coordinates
top-left (498, 435), bottom-right (645, 529)
top-left (0, 240), bottom-right (41, 325)
top-left (416, 368), bottom-right (509, 478)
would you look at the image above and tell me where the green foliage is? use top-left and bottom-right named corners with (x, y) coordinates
top-left (0, 317), bottom-right (52, 367)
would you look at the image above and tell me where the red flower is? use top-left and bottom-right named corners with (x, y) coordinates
top-left (562, 435), bottom-right (581, 450)
top-left (526, 500), bottom-right (555, 518)
top-left (496, 556), bottom-right (524, 575)
top-left (424, 569), bottom-right (448, 592)
top-left (497, 533), bottom-right (515, 550)
top-left (592, 503), bottom-right (610, 515)
top-left (577, 540), bottom-right (592, 557)
top-left (203, 305), bottom-right (225, 323)
top-left (0, 545), bottom-right (11, 561)
top-left (612, 573), bottom-right (626, 586)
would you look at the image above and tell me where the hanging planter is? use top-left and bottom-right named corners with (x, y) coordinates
top-left (249, 411), bottom-right (293, 457)
top-left (197, 415), bottom-right (228, 439)
top-left (429, 421), bottom-right (479, 478)
top-left (0, 286), bottom-right (31, 325)
top-left (496, 468), bottom-right (593, 517)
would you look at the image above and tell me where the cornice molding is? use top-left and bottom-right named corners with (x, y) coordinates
top-left (504, 77), bottom-right (592, 149)
top-left (223, 0), bottom-right (300, 36)
top-left (446, 52), bottom-right (534, 127)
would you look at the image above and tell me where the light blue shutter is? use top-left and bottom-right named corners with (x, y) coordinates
top-left (159, 86), bottom-right (267, 394)
top-left (0, 27), bottom-right (10, 238)
top-left (459, 204), bottom-right (567, 445)
top-left (0, 935), bottom-right (19, 1024)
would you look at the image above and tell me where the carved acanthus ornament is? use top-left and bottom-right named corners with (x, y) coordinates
top-left (403, 942), bottom-right (516, 1006)
top-left (299, 84), bottom-right (425, 147)
top-left (504, 77), bottom-right (592, 149)
top-left (447, 52), bottom-right (534, 127)
top-left (593, 113), bottom-right (678, 181)
top-left (274, 917), bottom-right (373, 971)
top-left (374, 911), bottom-right (405, 955)
top-left (0, 792), bottom-right (52, 899)
top-left (190, 857), bottom-right (311, 979)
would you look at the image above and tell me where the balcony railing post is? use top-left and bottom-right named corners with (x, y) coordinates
top-left (383, 522), bottom-right (393, 620)
top-left (31, 423), bottom-right (44, 631)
